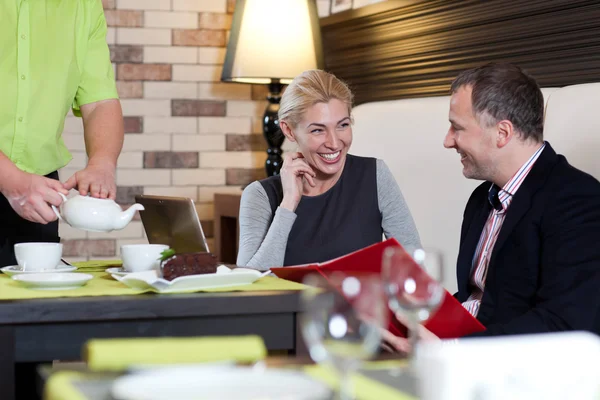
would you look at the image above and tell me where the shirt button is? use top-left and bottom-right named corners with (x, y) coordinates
top-left (18, 117), bottom-right (23, 122)
top-left (21, 34), bottom-right (26, 39)
top-left (21, 75), bottom-right (26, 80)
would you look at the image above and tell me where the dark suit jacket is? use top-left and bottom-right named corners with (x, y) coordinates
top-left (455, 143), bottom-right (600, 336)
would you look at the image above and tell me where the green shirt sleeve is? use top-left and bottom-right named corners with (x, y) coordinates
top-left (72, 0), bottom-right (118, 117)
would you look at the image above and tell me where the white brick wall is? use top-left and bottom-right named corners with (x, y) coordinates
top-left (116, 0), bottom-right (170, 11)
top-left (198, 82), bottom-right (252, 100)
top-left (120, 99), bottom-right (171, 116)
top-left (63, 117), bottom-right (84, 133)
top-left (172, 65), bottom-right (222, 82)
top-left (62, 134), bottom-right (86, 151)
top-left (198, 185), bottom-right (243, 203)
top-left (144, 117), bottom-right (197, 134)
top-left (88, 221), bottom-right (144, 239)
top-left (122, 133), bottom-right (171, 151)
top-left (106, 28), bottom-right (116, 44)
top-left (144, 11), bottom-right (199, 29)
top-left (59, 222), bottom-right (88, 239)
top-left (117, 28), bottom-right (171, 45)
top-left (117, 169), bottom-right (171, 186)
top-left (144, 46), bottom-right (198, 64)
top-left (197, 117), bottom-right (251, 134)
top-left (200, 151), bottom-right (267, 169)
top-left (144, 186), bottom-right (199, 201)
top-left (69, 152), bottom-right (88, 169)
top-left (117, 152), bottom-right (144, 168)
top-left (226, 100), bottom-right (267, 117)
top-left (172, 0), bottom-right (226, 12)
top-left (197, 47), bottom-right (227, 64)
top-left (144, 82), bottom-right (198, 99)
top-left (172, 134), bottom-right (225, 151)
top-left (172, 169), bottom-right (225, 185)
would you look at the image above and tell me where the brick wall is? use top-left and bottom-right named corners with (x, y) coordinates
top-left (58, 0), bottom-right (380, 261)
top-left (59, 0), bottom-right (275, 261)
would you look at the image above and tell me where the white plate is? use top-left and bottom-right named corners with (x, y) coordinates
top-left (113, 265), bottom-right (270, 293)
top-left (106, 267), bottom-right (130, 277)
top-left (111, 365), bottom-right (331, 400)
top-left (1, 264), bottom-right (77, 277)
top-left (12, 273), bottom-right (94, 290)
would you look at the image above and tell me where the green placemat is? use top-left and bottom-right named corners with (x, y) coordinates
top-left (0, 272), bottom-right (306, 300)
top-left (0, 272), bottom-right (144, 300)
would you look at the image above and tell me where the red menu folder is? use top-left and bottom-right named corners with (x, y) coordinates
top-left (270, 239), bottom-right (486, 339)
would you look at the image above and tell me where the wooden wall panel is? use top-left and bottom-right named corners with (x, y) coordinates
top-left (320, 0), bottom-right (600, 104)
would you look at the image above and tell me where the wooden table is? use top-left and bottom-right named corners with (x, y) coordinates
top-left (213, 193), bottom-right (242, 264)
top-left (0, 290), bottom-right (305, 400)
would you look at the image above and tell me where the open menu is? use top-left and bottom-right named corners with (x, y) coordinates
top-left (270, 239), bottom-right (486, 339)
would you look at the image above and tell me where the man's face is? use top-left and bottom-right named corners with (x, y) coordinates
top-left (444, 86), bottom-right (497, 181)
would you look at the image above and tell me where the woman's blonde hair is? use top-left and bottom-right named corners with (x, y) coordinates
top-left (278, 69), bottom-right (353, 128)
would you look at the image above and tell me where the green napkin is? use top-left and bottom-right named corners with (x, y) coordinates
top-left (72, 259), bottom-right (122, 272)
top-left (85, 335), bottom-right (267, 372)
top-left (44, 372), bottom-right (88, 400)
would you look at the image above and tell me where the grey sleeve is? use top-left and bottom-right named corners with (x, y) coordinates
top-left (236, 181), bottom-right (297, 271)
top-left (377, 158), bottom-right (422, 249)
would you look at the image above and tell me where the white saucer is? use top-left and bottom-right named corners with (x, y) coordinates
top-left (1, 264), bottom-right (77, 277)
top-left (12, 273), bottom-right (94, 290)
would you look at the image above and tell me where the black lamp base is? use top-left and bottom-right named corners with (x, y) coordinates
top-left (263, 81), bottom-right (285, 176)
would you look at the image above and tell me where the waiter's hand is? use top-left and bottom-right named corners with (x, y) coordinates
top-left (1, 170), bottom-right (69, 224)
top-left (63, 158), bottom-right (116, 200)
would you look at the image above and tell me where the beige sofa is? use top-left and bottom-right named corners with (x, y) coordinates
top-left (351, 83), bottom-right (600, 291)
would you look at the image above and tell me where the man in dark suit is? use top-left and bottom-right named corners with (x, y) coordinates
top-left (384, 63), bottom-right (600, 351)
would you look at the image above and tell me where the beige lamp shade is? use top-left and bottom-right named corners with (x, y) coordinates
top-left (221, 0), bottom-right (324, 85)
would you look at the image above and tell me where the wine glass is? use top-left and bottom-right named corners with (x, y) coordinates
top-left (381, 246), bottom-right (445, 361)
top-left (301, 272), bottom-right (388, 400)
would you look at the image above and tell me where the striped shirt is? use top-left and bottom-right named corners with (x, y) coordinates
top-left (462, 143), bottom-right (546, 317)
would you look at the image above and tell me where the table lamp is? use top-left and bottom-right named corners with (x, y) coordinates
top-left (221, 0), bottom-right (324, 176)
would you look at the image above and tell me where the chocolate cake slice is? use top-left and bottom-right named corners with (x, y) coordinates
top-left (160, 252), bottom-right (218, 281)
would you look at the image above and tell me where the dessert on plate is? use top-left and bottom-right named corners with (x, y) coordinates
top-left (158, 249), bottom-right (219, 281)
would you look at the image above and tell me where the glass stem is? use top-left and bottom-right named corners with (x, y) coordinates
top-left (337, 367), bottom-right (354, 400)
top-left (407, 314), bottom-right (420, 367)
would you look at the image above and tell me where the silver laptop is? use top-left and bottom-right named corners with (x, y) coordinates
top-left (135, 194), bottom-right (210, 254)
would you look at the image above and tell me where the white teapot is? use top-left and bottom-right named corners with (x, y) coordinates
top-left (52, 193), bottom-right (145, 232)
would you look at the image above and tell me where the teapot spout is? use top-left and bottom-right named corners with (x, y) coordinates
top-left (115, 203), bottom-right (145, 230)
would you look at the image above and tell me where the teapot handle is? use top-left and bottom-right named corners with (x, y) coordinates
top-left (51, 192), bottom-right (69, 221)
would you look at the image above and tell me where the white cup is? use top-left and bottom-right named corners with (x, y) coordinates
top-left (121, 244), bottom-right (169, 273)
top-left (14, 242), bottom-right (63, 271)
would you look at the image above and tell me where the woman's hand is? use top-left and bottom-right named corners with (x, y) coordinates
top-left (280, 152), bottom-right (316, 212)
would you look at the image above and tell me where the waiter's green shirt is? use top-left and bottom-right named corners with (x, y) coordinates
top-left (0, 0), bottom-right (118, 175)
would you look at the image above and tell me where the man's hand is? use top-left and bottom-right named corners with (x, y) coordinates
top-left (381, 311), bottom-right (441, 353)
top-left (1, 170), bottom-right (69, 224)
top-left (63, 159), bottom-right (116, 200)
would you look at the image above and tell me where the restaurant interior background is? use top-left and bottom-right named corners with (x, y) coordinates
top-left (60, 0), bottom-right (600, 264)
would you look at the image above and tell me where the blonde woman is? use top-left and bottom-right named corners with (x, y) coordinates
top-left (236, 70), bottom-right (420, 269)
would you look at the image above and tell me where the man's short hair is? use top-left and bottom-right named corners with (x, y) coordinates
top-left (451, 63), bottom-right (544, 142)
